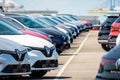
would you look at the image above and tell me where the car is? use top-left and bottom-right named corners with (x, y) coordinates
top-left (80, 20), bottom-right (92, 31)
top-left (108, 15), bottom-right (120, 48)
top-left (95, 44), bottom-right (120, 80)
top-left (0, 19), bottom-right (59, 77)
top-left (0, 16), bottom-right (52, 42)
top-left (98, 15), bottom-right (118, 51)
top-left (0, 37), bottom-right (31, 78)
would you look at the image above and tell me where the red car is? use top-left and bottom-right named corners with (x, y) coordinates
top-left (80, 20), bottom-right (92, 30)
top-left (108, 16), bottom-right (120, 47)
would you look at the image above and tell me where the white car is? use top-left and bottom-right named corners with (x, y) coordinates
top-left (0, 37), bottom-right (31, 77)
top-left (116, 33), bottom-right (120, 45)
top-left (1, 35), bottom-right (59, 77)
top-left (0, 19), bottom-right (59, 77)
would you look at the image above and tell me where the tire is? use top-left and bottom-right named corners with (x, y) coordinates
top-left (57, 50), bottom-right (62, 55)
top-left (65, 44), bottom-right (71, 49)
top-left (101, 44), bottom-right (111, 51)
top-left (70, 38), bottom-right (73, 43)
top-left (30, 70), bottom-right (47, 78)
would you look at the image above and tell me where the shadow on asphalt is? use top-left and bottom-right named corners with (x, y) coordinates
top-left (43, 76), bottom-right (72, 79)
top-left (1, 76), bottom-right (72, 80)
top-left (60, 53), bottom-right (77, 56)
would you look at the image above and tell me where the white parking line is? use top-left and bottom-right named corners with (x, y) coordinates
top-left (54, 31), bottom-right (91, 80)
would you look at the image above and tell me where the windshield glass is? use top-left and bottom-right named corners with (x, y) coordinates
top-left (70, 16), bottom-right (80, 20)
top-left (57, 17), bottom-right (69, 22)
top-left (37, 17), bottom-right (60, 26)
top-left (50, 17), bottom-right (63, 24)
top-left (0, 20), bottom-right (22, 35)
top-left (35, 18), bottom-right (50, 26)
top-left (13, 17), bottom-right (46, 28)
top-left (4, 18), bottom-right (25, 29)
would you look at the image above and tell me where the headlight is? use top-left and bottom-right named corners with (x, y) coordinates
top-left (62, 36), bottom-right (66, 40)
top-left (48, 35), bottom-right (54, 38)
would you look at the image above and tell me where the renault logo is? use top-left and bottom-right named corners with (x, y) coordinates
top-left (44, 46), bottom-right (50, 56)
top-left (15, 49), bottom-right (22, 59)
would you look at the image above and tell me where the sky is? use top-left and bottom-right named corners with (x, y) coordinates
top-left (13, 0), bottom-right (106, 16)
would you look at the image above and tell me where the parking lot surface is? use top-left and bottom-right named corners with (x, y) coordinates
top-left (15, 30), bottom-right (106, 80)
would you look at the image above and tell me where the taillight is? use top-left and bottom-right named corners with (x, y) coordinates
top-left (100, 58), bottom-right (116, 66)
top-left (98, 58), bottom-right (116, 73)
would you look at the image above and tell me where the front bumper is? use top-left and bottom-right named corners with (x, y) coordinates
top-left (28, 50), bottom-right (59, 71)
top-left (0, 54), bottom-right (31, 76)
top-left (32, 59), bottom-right (58, 70)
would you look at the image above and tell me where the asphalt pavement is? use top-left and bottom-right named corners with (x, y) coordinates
top-left (12, 30), bottom-right (106, 80)
top-left (44, 30), bottom-right (106, 80)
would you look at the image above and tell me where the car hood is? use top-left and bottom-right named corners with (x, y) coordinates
top-left (33, 28), bottom-right (64, 37)
top-left (20, 29), bottom-right (49, 40)
top-left (0, 37), bottom-right (25, 51)
top-left (0, 35), bottom-right (53, 48)
top-left (56, 27), bottom-right (68, 34)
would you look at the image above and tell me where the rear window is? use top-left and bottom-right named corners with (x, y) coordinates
top-left (103, 44), bottom-right (120, 60)
top-left (101, 17), bottom-right (118, 27)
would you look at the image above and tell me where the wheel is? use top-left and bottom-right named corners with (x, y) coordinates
top-left (73, 36), bottom-right (76, 39)
top-left (30, 70), bottom-right (47, 78)
top-left (65, 44), bottom-right (71, 49)
top-left (70, 38), bottom-right (73, 43)
top-left (57, 50), bottom-right (62, 55)
top-left (101, 44), bottom-right (111, 51)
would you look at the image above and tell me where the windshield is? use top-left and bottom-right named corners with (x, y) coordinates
top-left (13, 17), bottom-right (46, 28)
top-left (0, 20), bottom-right (22, 35)
top-left (4, 18), bottom-right (25, 29)
top-left (102, 17), bottom-right (118, 26)
top-left (35, 18), bottom-right (50, 26)
top-left (70, 16), bottom-right (80, 20)
top-left (63, 16), bottom-right (75, 21)
top-left (43, 18), bottom-right (58, 25)
top-left (57, 17), bottom-right (69, 22)
top-left (52, 17), bottom-right (64, 23)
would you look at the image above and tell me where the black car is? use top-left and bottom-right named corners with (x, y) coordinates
top-left (98, 15), bottom-right (118, 51)
top-left (95, 44), bottom-right (120, 80)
